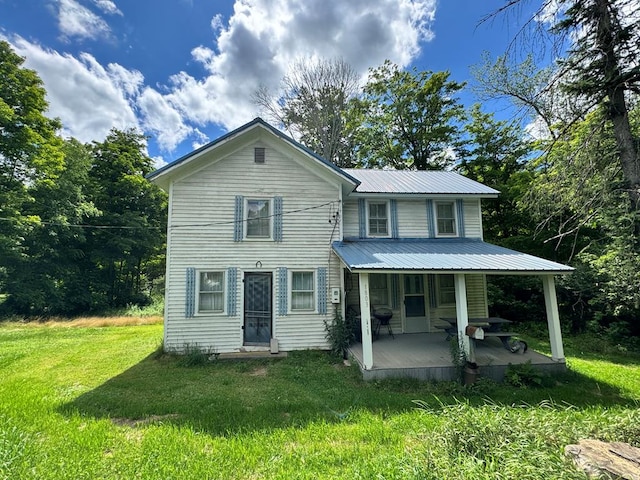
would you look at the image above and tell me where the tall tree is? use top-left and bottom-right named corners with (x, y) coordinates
top-left (349, 60), bottom-right (466, 170)
top-left (458, 105), bottom-right (534, 248)
top-left (484, 0), bottom-right (640, 206)
top-left (253, 57), bottom-right (359, 167)
top-left (87, 129), bottom-right (167, 309)
top-left (0, 41), bottom-right (63, 299)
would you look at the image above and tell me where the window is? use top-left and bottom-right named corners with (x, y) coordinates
top-left (370, 274), bottom-right (389, 306)
top-left (368, 201), bottom-right (389, 236)
top-left (291, 271), bottom-right (315, 311)
top-left (198, 271), bottom-right (225, 313)
top-left (438, 275), bottom-right (455, 305)
top-left (435, 201), bottom-right (457, 236)
top-left (246, 199), bottom-right (271, 238)
top-left (254, 147), bottom-right (265, 164)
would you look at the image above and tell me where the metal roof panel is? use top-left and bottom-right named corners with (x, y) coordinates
top-left (332, 238), bottom-right (573, 274)
top-left (342, 169), bottom-right (499, 195)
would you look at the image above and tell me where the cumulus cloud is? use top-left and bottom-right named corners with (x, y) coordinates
top-left (7, 35), bottom-right (140, 144)
top-left (57, 0), bottom-right (111, 41)
top-left (161, 0), bottom-right (438, 136)
top-left (5, 0), bottom-right (438, 154)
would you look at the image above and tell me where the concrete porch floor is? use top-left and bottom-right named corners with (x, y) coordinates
top-left (348, 332), bottom-right (565, 382)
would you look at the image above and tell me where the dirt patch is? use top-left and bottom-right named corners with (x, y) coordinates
top-left (111, 413), bottom-right (180, 428)
top-left (249, 366), bottom-right (268, 377)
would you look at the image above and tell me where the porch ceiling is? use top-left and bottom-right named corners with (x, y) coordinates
top-left (332, 238), bottom-right (574, 275)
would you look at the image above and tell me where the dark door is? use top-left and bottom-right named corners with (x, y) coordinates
top-left (243, 272), bottom-right (272, 345)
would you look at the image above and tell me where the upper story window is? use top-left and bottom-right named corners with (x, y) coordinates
top-left (291, 271), bottom-right (315, 311)
top-left (198, 271), bottom-right (225, 313)
top-left (435, 201), bottom-right (457, 237)
top-left (368, 201), bottom-right (389, 237)
top-left (246, 199), bottom-right (271, 238)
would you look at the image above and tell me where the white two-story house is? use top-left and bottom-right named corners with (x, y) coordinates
top-left (148, 118), bottom-right (572, 375)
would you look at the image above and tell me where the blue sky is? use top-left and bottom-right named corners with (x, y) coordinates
top-left (0, 0), bottom-right (540, 166)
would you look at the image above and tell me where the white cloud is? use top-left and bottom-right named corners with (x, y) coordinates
top-left (91, 0), bottom-right (122, 16)
top-left (158, 0), bottom-right (438, 136)
top-left (57, 0), bottom-right (111, 41)
top-left (7, 35), bottom-right (140, 144)
top-left (4, 0), bottom-right (438, 154)
top-left (137, 87), bottom-right (193, 151)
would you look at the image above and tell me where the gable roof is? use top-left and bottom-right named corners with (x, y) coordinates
top-left (147, 117), bottom-right (360, 190)
top-left (342, 169), bottom-right (500, 196)
top-left (332, 238), bottom-right (574, 275)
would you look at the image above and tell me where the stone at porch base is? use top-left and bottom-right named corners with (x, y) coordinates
top-left (565, 439), bottom-right (640, 479)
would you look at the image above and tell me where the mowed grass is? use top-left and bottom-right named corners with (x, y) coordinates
top-left (1, 319), bottom-right (639, 479)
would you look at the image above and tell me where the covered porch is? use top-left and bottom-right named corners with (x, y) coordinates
top-left (332, 238), bottom-right (574, 380)
top-left (348, 333), bottom-right (564, 381)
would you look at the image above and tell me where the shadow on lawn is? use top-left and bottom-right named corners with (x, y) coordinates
top-left (59, 349), bottom-right (639, 437)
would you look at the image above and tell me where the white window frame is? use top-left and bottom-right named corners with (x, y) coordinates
top-left (245, 198), bottom-right (272, 240)
top-left (437, 274), bottom-right (456, 306)
top-left (369, 273), bottom-right (391, 308)
top-left (366, 200), bottom-right (390, 237)
top-left (196, 270), bottom-right (226, 314)
top-left (289, 270), bottom-right (316, 313)
top-left (434, 201), bottom-right (458, 237)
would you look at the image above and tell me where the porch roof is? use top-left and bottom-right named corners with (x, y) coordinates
top-left (332, 238), bottom-right (574, 275)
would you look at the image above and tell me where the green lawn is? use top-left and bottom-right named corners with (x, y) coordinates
top-left (1, 321), bottom-right (639, 479)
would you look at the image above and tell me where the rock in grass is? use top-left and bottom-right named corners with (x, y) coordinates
top-left (565, 439), bottom-right (640, 479)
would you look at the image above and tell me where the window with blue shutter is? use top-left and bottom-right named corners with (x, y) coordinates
top-left (273, 196), bottom-right (283, 242)
top-left (234, 196), bottom-right (244, 242)
top-left (226, 267), bottom-right (238, 316)
top-left (358, 198), bottom-right (366, 238)
top-left (390, 199), bottom-right (399, 239)
top-left (456, 199), bottom-right (465, 238)
top-left (317, 267), bottom-right (328, 314)
top-left (426, 199), bottom-right (436, 238)
top-left (277, 267), bottom-right (288, 316)
top-left (185, 267), bottom-right (196, 317)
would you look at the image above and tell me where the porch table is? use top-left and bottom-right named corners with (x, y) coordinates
top-left (437, 317), bottom-right (524, 353)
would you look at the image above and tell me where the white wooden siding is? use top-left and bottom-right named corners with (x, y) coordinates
top-left (165, 138), bottom-right (342, 353)
top-left (397, 199), bottom-right (429, 237)
top-left (342, 197), bottom-right (484, 240)
top-left (463, 199), bottom-right (483, 239)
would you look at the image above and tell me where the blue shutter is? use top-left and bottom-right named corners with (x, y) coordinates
top-left (358, 198), bottom-right (366, 238)
top-left (456, 199), bottom-right (465, 238)
top-left (277, 267), bottom-right (288, 316)
top-left (390, 274), bottom-right (400, 309)
top-left (185, 267), bottom-right (196, 317)
top-left (390, 199), bottom-right (399, 239)
top-left (273, 196), bottom-right (283, 242)
top-left (226, 267), bottom-right (237, 316)
top-left (317, 267), bottom-right (328, 314)
top-left (234, 195), bottom-right (244, 242)
top-left (428, 274), bottom-right (437, 309)
top-left (426, 199), bottom-right (436, 238)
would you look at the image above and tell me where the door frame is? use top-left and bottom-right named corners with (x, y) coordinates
top-left (242, 271), bottom-right (274, 346)
top-left (401, 273), bottom-right (430, 333)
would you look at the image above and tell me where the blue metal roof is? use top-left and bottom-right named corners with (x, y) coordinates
top-left (332, 238), bottom-right (573, 274)
top-left (342, 169), bottom-right (499, 196)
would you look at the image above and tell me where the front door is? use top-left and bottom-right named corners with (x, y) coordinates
top-left (403, 274), bottom-right (429, 333)
top-left (243, 272), bottom-right (272, 345)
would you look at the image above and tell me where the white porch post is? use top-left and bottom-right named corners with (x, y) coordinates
top-left (454, 273), bottom-right (471, 359)
top-left (358, 273), bottom-right (374, 369)
top-left (542, 275), bottom-right (565, 362)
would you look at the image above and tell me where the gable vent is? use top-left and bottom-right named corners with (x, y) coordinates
top-left (254, 147), bottom-right (265, 164)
